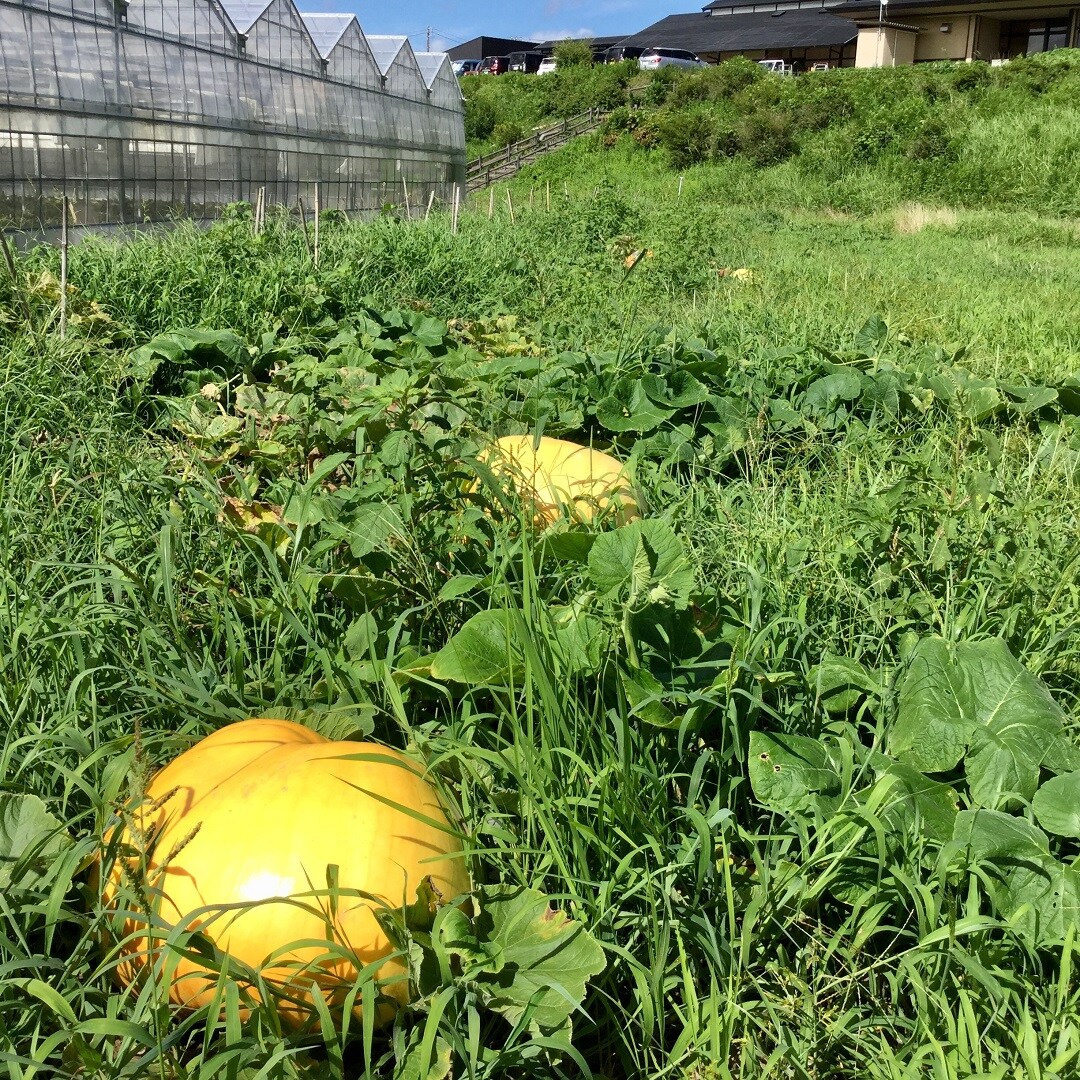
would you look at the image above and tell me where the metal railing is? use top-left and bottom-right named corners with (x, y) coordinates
top-left (465, 108), bottom-right (608, 192)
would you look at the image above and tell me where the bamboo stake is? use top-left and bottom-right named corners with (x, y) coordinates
top-left (529, 186), bottom-right (534, 209)
top-left (488, 186), bottom-right (494, 220)
top-left (677, 175), bottom-right (684, 199)
top-left (59, 194), bottom-right (69, 340)
top-left (506, 188), bottom-right (515, 225)
top-left (313, 183), bottom-right (320, 268)
top-left (402, 177), bottom-right (411, 219)
top-left (546, 181), bottom-right (551, 211)
top-left (451, 185), bottom-right (460, 235)
top-left (297, 196), bottom-right (312, 259)
top-left (425, 190), bottom-right (435, 219)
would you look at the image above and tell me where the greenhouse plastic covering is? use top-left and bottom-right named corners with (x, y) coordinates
top-left (0, 0), bottom-right (465, 233)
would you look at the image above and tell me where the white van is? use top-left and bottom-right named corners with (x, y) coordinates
top-left (757, 59), bottom-right (794, 75)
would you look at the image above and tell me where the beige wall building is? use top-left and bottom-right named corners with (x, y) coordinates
top-left (834, 0), bottom-right (1079, 65)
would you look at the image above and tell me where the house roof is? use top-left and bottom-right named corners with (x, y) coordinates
top-left (616, 10), bottom-right (858, 51)
top-left (299, 13), bottom-right (354, 56)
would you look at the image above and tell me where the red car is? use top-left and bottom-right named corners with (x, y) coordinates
top-left (477, 55), bottom-right (510, 75)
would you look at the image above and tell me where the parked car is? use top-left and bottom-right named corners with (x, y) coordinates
top-left (537, 56), bottom-right (558, 75)
top-left (452, 58), bottom-right (481, 76)
top-left (507, 50), bottom-right (544, 73)
top-left (603, 45), bottom-right (645, 64)
top-left (757, 58), bottom-right (794, 75)
top-left (638, 47), bottom-right (707, 70)
top-left (477, 55), bottom-right (510, 75)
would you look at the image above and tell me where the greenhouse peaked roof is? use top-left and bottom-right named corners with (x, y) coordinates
top-left (415, 51), bottom-right (450, 88)
top-left (366, 35), bottom-right (411, 74)
top-left (299, 13), bottom-right (355, 56)
top-left (219, 0), bottom-right (273, 33)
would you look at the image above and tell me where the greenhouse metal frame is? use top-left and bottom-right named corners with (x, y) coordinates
top-left (0, 0), bottom-right (465, 233)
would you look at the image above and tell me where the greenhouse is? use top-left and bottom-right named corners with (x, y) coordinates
top-left (0, 0), bottom-right (465, 234)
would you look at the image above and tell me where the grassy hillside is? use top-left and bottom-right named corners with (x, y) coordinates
top-left (2, 56), bottom-right (1080, 1079)
top-left (469, 50), bottom-right (1080, 218)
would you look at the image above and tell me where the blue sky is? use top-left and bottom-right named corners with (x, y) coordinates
top-left (345, 1), bottom-right (692, 50)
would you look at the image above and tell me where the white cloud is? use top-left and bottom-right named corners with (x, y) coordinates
top-left (530, 26), bottom-right (596, 39)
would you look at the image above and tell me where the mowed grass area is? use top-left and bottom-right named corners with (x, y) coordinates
top-left (4, 60), bottom-right (1080, 1080)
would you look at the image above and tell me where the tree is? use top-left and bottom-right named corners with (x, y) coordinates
top-left (553, 38), bottom-right (594, 68)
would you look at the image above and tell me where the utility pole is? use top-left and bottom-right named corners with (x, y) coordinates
top-left (426, 26), bottom-right (431, 50)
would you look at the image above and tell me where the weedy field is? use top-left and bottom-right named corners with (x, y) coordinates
top-left (3, 53), bottom-right (1080, 1080)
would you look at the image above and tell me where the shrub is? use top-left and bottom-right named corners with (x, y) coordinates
top-left (493, 121), bottom-right (525, 148)
top-left (736, 108), bottom-right (798, 166)
top-left (553, 38), bottom-right (594, 68)
top-left (465, 96), bottom-right (497, 142)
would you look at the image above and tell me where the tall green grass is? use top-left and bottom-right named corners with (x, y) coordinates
top-left (3, 65), bottom-right (1080, 1076)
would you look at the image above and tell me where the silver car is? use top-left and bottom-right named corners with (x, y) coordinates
top-left (638, 47), bottom-right (707, 70)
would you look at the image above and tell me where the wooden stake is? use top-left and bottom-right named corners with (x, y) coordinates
top-left (506, 188), bottom-right (515, 225)
top-left (313, 183), bottom-right (320, 268)
top-left (488, 186), bottom-right (494, 219)
top-left (59, 194), bottom-right (70, 339)
top-left (425, 189), bottom-right (435, 219)
top-left (546, 180), bottom-right (551, 211)
top-left (297, 196), bottom-right (312, 258)
top-left (452, 185), bottom-right (460, 235)
top-left (529, 186), bottom-right (534, 209)
top-left (402, 177), bottom-right (411, 219)
top-left (677, 175), bottom-right (684, 199)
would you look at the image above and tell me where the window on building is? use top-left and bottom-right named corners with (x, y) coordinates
top-left (1001, 19), bottom-right (1070, 57)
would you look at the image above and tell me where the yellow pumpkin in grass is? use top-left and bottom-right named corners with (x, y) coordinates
top-left (476, 435), bottom-right (639, 527)
top-left (102, 719), bottom-right (470, 1029)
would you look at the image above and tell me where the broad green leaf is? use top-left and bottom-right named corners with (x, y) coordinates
top-left (393, 1031), bottom-right (452, 1080)
top-left (0, 794), bottom-right (73, 890)
top-left (595, 377), bottom-right (676, 433)
top-left (867, 753), bottom-right (958, 841)
top-left (473, 886), bottom-right (606, 1031)
top-left (966, 708), bottom-right (1063, 810)
top-left (587, 520), bottom-right (694, 610)
top-left (430, 609), bottom-right (525, 685)
top-left (811, 653), bottom-right (880, 715)
top-left (640, 371), bottom-right (709, 409)
top-left (803, 371), bottom-right (863, 420)
top-left (1032, 773), bottom-right (1080, 838)
top-left (955, 810), bottom-right (1080, 946)
top-left (748, 731), bottom-right (842, 817)
top-left (853, 315), bottom-right (888, 356)
top-left (891, 637), bottom-right (973, 772)
top-left (890, 638), bottom-right (1076, 796)
top-left (621, 668), bottom-right (678, 728)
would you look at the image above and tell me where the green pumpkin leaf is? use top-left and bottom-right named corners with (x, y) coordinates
top-left (472, 886), bottom-right (606, 1031)
top-left (0, 794), bottom-right (73, 890)
top-left (587, 520), bottom-right (694, 610)
top-left (430, 609), bottom-right (526, 685)
top-left (595, 377), bottom-right (676, 433)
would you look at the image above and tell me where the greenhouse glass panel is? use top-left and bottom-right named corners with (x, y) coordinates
top-left (0, 0), bottom-right (464, 234)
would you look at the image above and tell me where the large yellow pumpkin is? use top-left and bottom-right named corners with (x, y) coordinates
top-left (102, 719), bottom-right (470, 1028)
top-left (476, 435), bottom-right (638, 527)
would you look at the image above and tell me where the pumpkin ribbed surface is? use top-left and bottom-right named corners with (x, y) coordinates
top-left (478, 435), bottom-right (638, 526)
top-left (103, 718), bottom-right (469, 1027)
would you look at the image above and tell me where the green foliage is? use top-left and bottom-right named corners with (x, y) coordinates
top-left (4, 96), bottom-right (1080, 1075)
top-left (551, 38), bottom-right (593, 69)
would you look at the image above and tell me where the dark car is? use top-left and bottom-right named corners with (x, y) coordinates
top-left (507, 50), bottom-right (544, 73)
top-left (477, 55), bottom-right (511, 75)
top-left (603, 45), bottom-right (645, 64)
